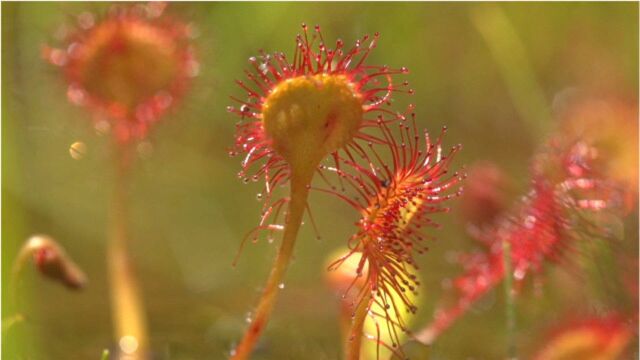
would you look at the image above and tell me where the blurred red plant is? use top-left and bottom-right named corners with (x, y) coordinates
top-left (416, 97), bottom-right (636, 345)
top-left (532, 315), bottom-right (633, 360)
top-left (554, 95), bottom-right (638, 212)
top-left (459, 161), bottom-right (510, 226)
top-left (43, 2), bottom-right (198, 142)
top-left (43, 4), bottom-right (198, 358)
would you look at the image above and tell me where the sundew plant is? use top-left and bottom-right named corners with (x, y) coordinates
top-left (2, 2), bottom-right (638, 360)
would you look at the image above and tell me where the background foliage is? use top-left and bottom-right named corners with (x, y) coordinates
top-left (3, 2), bottom-right (638, 359)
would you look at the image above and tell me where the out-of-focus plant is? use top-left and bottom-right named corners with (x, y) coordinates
top-left (531, 315), bottom-right (633, 360)
top-left (554, 95), bottom-right (638, 213)
top-left (415, 96), bottom-right (638, 358)
top-left (228, 24), bottom-right (413, 359)
top-left (43, 2), bottom-right (198, 143)
top-left (4, 234), bottom-right (87, 334)
top-left (44, 3), bottom-right (198, 358)
top-left (459, 161), bottom-right (511, 227)
top-left (11, 234), bottom-right (87, 292)
top-left (101, 349), bottom-right (111, 360)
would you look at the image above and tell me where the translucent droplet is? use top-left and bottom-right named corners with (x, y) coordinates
top-left (524, 215), bottom-right (536, 229)
top-left (69, 141), bottom-right (87, 160)
top-left (94, 120), bottom-right (111, 136)
top-left (259, 63), bottom-right (268, 75)
top-left (135, 104), bottom-right (154, 122)
top-left (67, 42), bottom-right (80, 56)
top-left (476, 275), bottom-right (488, 287)
top-left (146, 1), bottom-right (166, 18)
top-left (245, 312), bottom-right (252, 323)
top-left (155, 92), bottom-right (173, 109)
top-left (187, 60), bottom-right (200, 77)
top-left (256, 193), bottom-right (263, 201)
top-left (278, 283), bottom-right (285, 289)
top-left (118, 335), bottom-right (139, 355)
top-left (185, 23), bottom-right (200, 39)
top-left (67, 85), bottom-right (86, 105)
top-left (47, 48), bottom-right (67, 66)
top-left (54, 24), bottom-right (70, 41)
top-left (77, 12), bottom-right (95, 29)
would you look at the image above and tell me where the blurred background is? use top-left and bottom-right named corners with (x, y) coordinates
top-left (2, 2), bottom-right (638, 359)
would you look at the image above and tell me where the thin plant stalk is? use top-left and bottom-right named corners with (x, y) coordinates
top-left (1, 314), bottom-right (25, 335)
top-left (107, 143), bottom-right (149, 359)
top-left (345, 293), bottom-right (372, 360)
top-left (471, 5), bottom-right (550, 141)
top-left (10, 243), bottom-right (37, 310)
top-left (101, 349), bottom-right (111, 360)
top-left (501, 238), bottom-right (517, 359)
top-left (338, 301), bottom-right (353, 358)
top-left (4, 245), bottom-right (28, 334)
top-left (9, 235), bottom-right (87, 310)
top-left (231, 171), bottom-right (311, 360)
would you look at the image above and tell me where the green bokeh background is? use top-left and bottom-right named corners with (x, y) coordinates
top-left (2, 2), bottom-right (638, 359)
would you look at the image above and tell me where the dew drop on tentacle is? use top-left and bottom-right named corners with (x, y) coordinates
top-left (67, 84), bottom-right (86, 106)
top-left (69, 141), bottom-right (87, 160)
top-left (94, 119), bottom-right (111, 136)
top-left (118, 335), bottom-right (139, 355)
top-left (77, 12), bottom-right (95, 30)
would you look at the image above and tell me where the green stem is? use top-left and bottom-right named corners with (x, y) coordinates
top-left (1, 313), bottom-right (25, 335)
top-left (501, 239), bottom-right (516, 359)
top-left (101, 349), bottom-right (111, 360)
top-left (230, 171), bottom-right (311, 360)
top-left (9, 243), bottom-right (35, 310)
top-left (339, 302), bottom-right (353, 358)
top-left (471, 5), bottom-right (550, 141)
top-left (345, 293), bottom-right (371, 360)
top-left (107, 143), bottom-right (149, 359)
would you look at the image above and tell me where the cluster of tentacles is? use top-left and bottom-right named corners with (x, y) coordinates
top-left (228, 25), bottom-right (412, 236)
top-left (418, 130), bottom-right (630, 344)
top-left (44, 2), bottom-right (198, 142)
top-left (229, 24), bottom-right (463, 359)
top-left (320, 116), bottom-right (463, 356)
